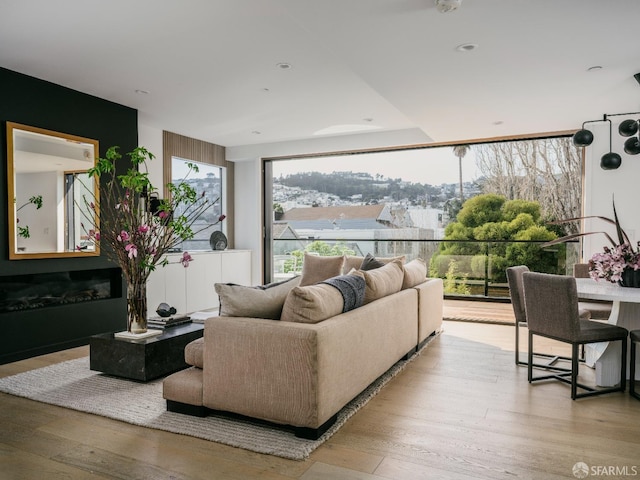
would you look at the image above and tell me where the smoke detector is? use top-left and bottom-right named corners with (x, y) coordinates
top-left (435, 0), bottom-right (462, 13)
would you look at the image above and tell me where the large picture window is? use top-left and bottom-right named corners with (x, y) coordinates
top-left (264, 135), bottom-right (583, 297)
top-left (170, 156), bottom-right (225, 251)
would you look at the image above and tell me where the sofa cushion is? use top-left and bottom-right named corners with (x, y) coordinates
top-left (343, 255), bottom-right (366, 274)
top-left (299, 253), bottom-right (345, 286)
top-left (184, 338), bottom-right (204, 368)
top-left (215, 276), bottom-right (301, 319)
top-left (163, 367), bottom-right (203, 406)
top-left (402, 258), bottom-right (427, 289)
top-left (281, 282), bottom-right (344, 323)
top-left (351, 259), bottom-right (404, 304)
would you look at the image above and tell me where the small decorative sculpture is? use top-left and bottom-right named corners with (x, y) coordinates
top-left (156, 302), bottom-right (177, 317)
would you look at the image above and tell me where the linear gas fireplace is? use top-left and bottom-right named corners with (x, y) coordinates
top-left (0, 268), bottom-right (122, 313)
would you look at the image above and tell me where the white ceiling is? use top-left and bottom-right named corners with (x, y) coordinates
top-left (1, 0), bottom-right (639, 149)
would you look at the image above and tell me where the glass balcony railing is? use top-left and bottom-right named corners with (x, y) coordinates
top-left (271, 238), bottom-right (581, 300)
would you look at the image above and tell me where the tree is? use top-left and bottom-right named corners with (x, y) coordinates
top-left (288, 240), bottom-right (356, 270)
top-left (452, 145), bottom-right (469, 204)
top-left (430, 194), bottom-right (560, 289)
top-left (474, 137), bottom-right (582, 234)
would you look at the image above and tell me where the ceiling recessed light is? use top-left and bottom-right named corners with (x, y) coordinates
top-left (135, 89), bottom-right (149, 94)
top-left (276, 62), bottom-right (292, 70)
top-left (587, 66), bottom-right (603, 72)
top-left (456, 43), bottom-right (478, 52)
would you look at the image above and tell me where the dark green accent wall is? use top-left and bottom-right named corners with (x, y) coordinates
top-left (0, 67), bottom-right (137, 364)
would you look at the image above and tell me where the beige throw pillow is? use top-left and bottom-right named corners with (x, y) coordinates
top-left (351, 259), bottom-right (404, 304)
top-left (402, 258), bottom-right (427, 289)
top-left (299, 253), bottom-right (345, 286)
top-left (215, 276), bottom-right (301, 319)
top-left (280, 283), bottom-right (344, 323)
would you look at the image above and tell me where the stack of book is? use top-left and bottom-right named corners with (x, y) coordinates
top-left (147, 314), bottom-right (191, 330)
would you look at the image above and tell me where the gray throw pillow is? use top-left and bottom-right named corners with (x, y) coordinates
top-left (215, 276), bottom-right (301, 319)
top-left (360, 253), bottom-right (386, 271)
top-left (360, 253), bottom-right (406, 271)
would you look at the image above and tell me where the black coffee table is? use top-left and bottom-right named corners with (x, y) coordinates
top-left (90, 322), bottom-right (203, 381)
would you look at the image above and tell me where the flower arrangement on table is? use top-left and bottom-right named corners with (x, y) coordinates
top-left (544, 200), bottom-right (640, 285)
top-left (83, 146), bottom-right (225, 333)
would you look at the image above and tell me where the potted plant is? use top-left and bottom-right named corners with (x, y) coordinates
top-left (543, 200), bottom-right (640, 285)
top-left (83, 146), bottom-right (225, 333)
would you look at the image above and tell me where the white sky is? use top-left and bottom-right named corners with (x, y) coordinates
top-left (171, 157), bottom-right (222, 180)
top-left (272, 146), bottom-right (482, 186)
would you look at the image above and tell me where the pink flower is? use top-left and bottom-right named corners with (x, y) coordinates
top-left (117, 230), bottom-right (130, 242)
top-left (138, 224), bottom-right (150, 234)
top-left (181, 251), bottom-right (193, 267)
top-left (158, 211), bottom-right (169, 219)
top-left (125, 243), bottom-right (138, 259)
top-left (95, 232), bottom-right (101, 241)
top-left (589, 242), bottom-right (640, 283)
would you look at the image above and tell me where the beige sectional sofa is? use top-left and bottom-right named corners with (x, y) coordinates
top-left (163, 255), bottom-right (443, 439)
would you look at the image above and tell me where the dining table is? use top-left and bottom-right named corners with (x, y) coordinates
top-left (575, 277), bottom-right (640, 387)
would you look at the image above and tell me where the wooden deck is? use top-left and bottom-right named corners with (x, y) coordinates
top-left (444, 299), bottom-right (515, 325)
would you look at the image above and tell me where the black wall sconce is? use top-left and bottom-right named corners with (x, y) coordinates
top-left (572, 111), bottom-right (640, 170)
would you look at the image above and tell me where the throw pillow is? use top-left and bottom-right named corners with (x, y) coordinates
top-left (215, 275), bottom-right (301, 319)
top-left (299, 253), bottom-right (345, 286)
top-left (322, 274), bottom-right (366, 313)
top-left (280, 283), bottom-right (344, 323)
top-left (343, 255), bottom-right (365, 274)
top-left (402, 258), bottom-right (427, 289)
top-left (351, 259), bottom-right (404, 304)
top-left (359, 253), bottom-right (406, 271)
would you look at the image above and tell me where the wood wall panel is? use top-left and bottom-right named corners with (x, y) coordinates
top-left (162, 131), bottom-right (234, 247)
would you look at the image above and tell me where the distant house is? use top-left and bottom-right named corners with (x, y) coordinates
top-left (280, 204), bottom-right (392, 231)
top-left (278, 204), bottom-right (438, 261)
top-left (271, 222), bottom-right (305, 255)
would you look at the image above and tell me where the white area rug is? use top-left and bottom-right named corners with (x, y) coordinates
top-left (0, 333), bottom-right (439, 460)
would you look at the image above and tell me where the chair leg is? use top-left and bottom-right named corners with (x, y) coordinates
top-left (631, 337), bottom-right (639, 400)
top-left (517, 322), bottom-right (571, 372)
top-left (571, 343), bottom-right (579, 400)
top-left (515, 321), bottom-right (520, 366)
top-left (528, 332), bottom-right (533, 382)
top-left (527, 338), bottom-right (624, 400)
top-left (620, 337), bottom-right (627, 393)
top-left (572, 338), bottom-right (627, 399)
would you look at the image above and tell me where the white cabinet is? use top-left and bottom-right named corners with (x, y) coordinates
top-left (146, 250), bottom-right (252, 317)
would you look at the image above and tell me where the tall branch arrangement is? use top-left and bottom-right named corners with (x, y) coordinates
top-left (542, 199), bottom-right (640, 283)
top-left (83, 146), bottom-right (224, 331)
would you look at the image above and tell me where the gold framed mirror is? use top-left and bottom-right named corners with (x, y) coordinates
top-left (7, 122), bottom-right (100, 259)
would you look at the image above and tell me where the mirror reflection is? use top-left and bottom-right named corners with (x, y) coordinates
top-left (7, 122), bottom-right (99, 259)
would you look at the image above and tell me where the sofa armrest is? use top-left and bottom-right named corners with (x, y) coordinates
top-left (202, 316), bottom-right (322, 427)
top-left (414, 278), bottom-right (444, 344)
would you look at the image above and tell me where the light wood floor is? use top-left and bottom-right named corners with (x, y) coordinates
top-left (1, 314), bottom-right (639, 479)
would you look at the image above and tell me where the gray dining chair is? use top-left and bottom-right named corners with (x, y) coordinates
top-left (573, 263), bottom-right (613, 321)
top-left (507, 266), bottom-right (574, 370)
top-left (522, 271), bottom-right (628, 399)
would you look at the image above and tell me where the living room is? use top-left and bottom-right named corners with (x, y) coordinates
top-left (2, 1), bottom-right (640, 478)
